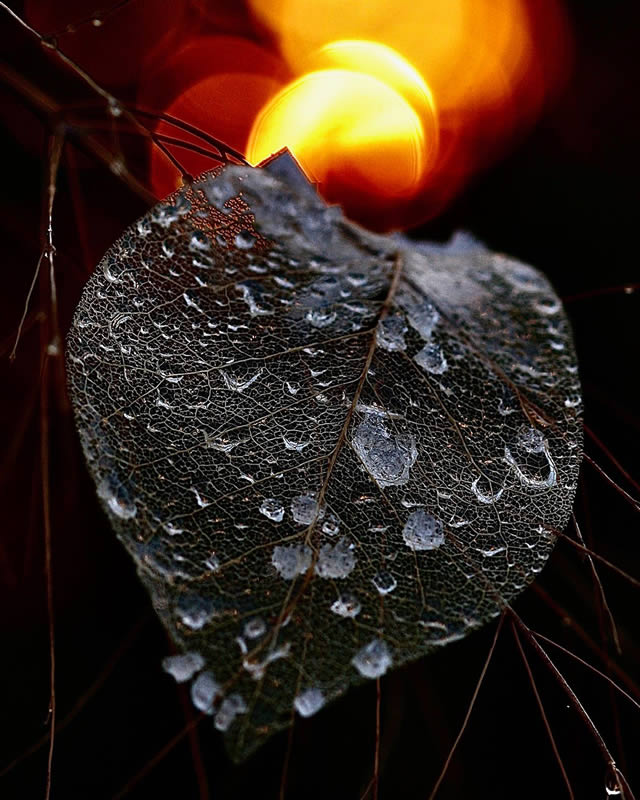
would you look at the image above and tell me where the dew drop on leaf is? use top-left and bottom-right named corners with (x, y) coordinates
top-left (161, 652), bottom-right (205, 683)
top-left (294, 688), bottom-right (326, 718)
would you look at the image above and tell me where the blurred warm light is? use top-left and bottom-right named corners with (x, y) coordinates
top-left (142, 0), bottom-right (571, 228)
top-left (247, 42), bottom-right (438, 210)
top-left (244, 0), bottom-right (571, 228)
top-left (248, 0), bottom-right (538, 112)
top-left (142, 35), bottom-right (288, 198)
top-left (310, 40), bottom-right (436, 134)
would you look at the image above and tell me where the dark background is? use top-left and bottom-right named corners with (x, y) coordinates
top-left (0, 1), bottom-right (639, 798)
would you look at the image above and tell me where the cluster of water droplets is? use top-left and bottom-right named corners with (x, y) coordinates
top-left (66, 150), bottom-right (583, 756)
top-left (162, 652), bottom-right (248, 732)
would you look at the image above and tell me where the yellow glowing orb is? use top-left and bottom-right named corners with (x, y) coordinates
top-left (247, 42), bottom-right (438, 202)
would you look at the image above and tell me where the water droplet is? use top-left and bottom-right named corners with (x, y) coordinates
top-left (176, 594), bottom-right (215, 630)
top-left (402, 296), bottom-right (439, 339)
top-left (564, 395), bottom-right (581, 409)
top-left (282, 435), bottom-right (310, 452)
top-left (415, 342), bottom-right (448, 374)
top-left (402, 509), bottom-right (445, 550)
top-left (352, 414), bottom-right (417, 488)
top-left (183, 292), bottom-right (203, 312)
top-left (136, 218), bottom-right (152, 237)
top-left (260, 497), bottom-right (285, 522)
top-left (152, 203), bottom-right (180, 228)
top-left (517, 425), bottom-right (546, 453)
top-left (372, 571), bottom-right (397, 595)
top-left (533, 296), bottom-right (561, 315)
top-left (315, 537), bottom-right (356, 579)
top-left (500, 259), bottom-right (548, 292)
top-left (244, 617), bottom-right (267, 639)
top-left (306, 308), bottom-right (337, 328)
top-left (477, 546), bottom-right (507, 557)
top-left (163, 521), bottom-right (184, 536)
top-left (221, 367), bottom-right (263, 392)
top-left (192, 254), bottom-right (214, 269)
top-left (174, 195), bottom-right (191, 215)
top-left (189, 231), bottom-right (210, 251)
top-left (272, 543), bottom-right (312, 579)
top-left (321, 514), bottom-right (340, 536)
top-left (377, 314), bottom-right (407, 352)
top-left (351, 639), bottom-right (392, 679)
top-left (331, 593), bottom-right (361, 618)
top-left (204, 553), bottom-right (220, 572)
top-left (235, 229), bottom-right (256, 249)
top-left (504, 436), bottom-right (557, 489)
top-left (346, 272), bottom-right (367, 287)
top-left (471, 477), bottom-right (504, 505)
top-left (206, 435), bottom-right (245, 452)
top-left (162, 652), bottom-right (205, 683)
top-left (190, 670), bottom-right (220, 714)
top-left (108, 97), bottom-right (122, 117)
top-left (103, 259), bottom-right (123, 283)
top-left (214, 694), bottom-right (247, 731)
top-left (161, 240), bottom-right (175, 258)
top-left (294, 688), bottom-right (325, 718)
top-left (274, 274), bottom-right (295, 289)
top-left (190, 486), bottom-right (211, 507)
top-left (291, 494), bottom-right (323, 525)
top-left (605, 768), bottom-right (623, 796)
top-left (243, 642), bottom-right (291, 679)
top-left (236, 281), bottom-right (273, 316)
top-left (97, 476), bottom-right (137, 520)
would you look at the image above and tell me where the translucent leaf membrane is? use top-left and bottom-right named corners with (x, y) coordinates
top-left (66, 152), bottom-right (582, 760)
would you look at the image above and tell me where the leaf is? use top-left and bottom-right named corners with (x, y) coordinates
top-left (66, 151), bottom-right (583, 760)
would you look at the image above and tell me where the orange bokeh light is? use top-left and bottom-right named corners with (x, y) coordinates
top-left (147, 0), bottom-right (572, 229)
top-left (244, 0), bottom-right (572, 227)
top-left (247, 42), bottom-right (438, 214)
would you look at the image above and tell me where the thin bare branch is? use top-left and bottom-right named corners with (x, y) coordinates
top-left (572, 513), bottom-right (622, 653)
top-left (585, 424), bottom-right (640, 496)
top-left (509, 610), bottom-right (635, 800)
top-left (511, 619), bottom-right (575, 799)
top-left (428, 613), bottom-right (505, 800)
top-left (584, 453), bottom-right (640, 512)
top-left (531, 630), bottom-right (640, 713)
